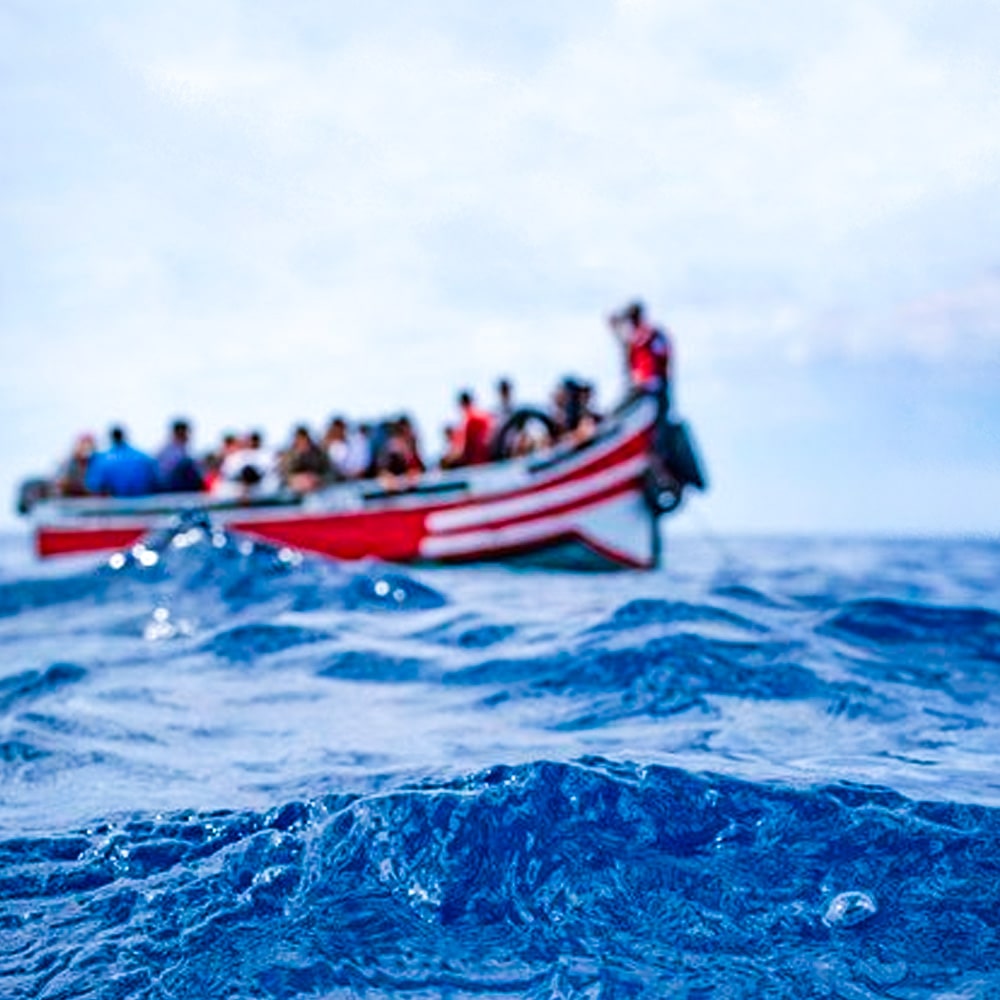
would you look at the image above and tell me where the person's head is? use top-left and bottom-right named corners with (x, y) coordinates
top-left (170, 418), bottom-right (191, 443)
top-left (497, 378), bottom-right (512, 403)
top-left (248, 430), bottom-right (264, 449)
top-left (110, 425), bottom-right (126, 446)
top-left (292, 425), bottom-right (313, 449)
top-left (74, 433), bottom-right (96, 458)
top-left (458, 390), bottom-right (474, 409)
top-left (624, 301), bottom-right (644, 324)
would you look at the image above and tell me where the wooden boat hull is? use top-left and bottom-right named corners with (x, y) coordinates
top-left (31, 398), bottom-right (698, 570)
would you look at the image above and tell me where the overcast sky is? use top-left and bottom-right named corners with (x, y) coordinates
top-left (2, 0), bottom-right (998, 537)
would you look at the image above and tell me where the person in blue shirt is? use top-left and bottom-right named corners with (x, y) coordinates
top-left (84, 426), bottom-right (159, 497)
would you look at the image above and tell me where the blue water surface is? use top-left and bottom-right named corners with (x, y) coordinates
top-left (1, 526), bottom-right (998, 998)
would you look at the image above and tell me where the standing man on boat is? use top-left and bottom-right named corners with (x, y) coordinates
top-left (609, 300), bottom-right (672, 449)
top-left (609, 300), bottom-right (672, 413)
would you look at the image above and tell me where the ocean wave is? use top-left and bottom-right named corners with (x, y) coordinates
top-left (824, 597), bottom-right (1000, 659)
top-left (0, 662), bottom-right (87, 715)
top-left (94, 524), bottom-right (448, 620)
top-left (593, 596), bottom-right (770, 634)
top-left (0, 572), bottom-right (114, 619)
top-left (2, 532), bottom-right (1000, 995)
top-left (205, 624), bottom-right (335, 663)
top-left (0, 759), bottom-right (997, 998)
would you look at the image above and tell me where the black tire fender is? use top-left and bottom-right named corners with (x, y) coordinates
top-left (492, 408), bottom-right (559, 461)
top-left (643, 464), bottom-right (683, 515)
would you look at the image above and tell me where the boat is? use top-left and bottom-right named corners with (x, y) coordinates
top-left (18, 395), bottom-right (707, 570)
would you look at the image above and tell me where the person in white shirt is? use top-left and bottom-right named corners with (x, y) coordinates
top-left (218, 430), bottom-right (279, 495)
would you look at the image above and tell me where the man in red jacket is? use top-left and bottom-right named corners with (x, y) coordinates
top-left (609, 300), bottom-right (672, 405)
top-left (610, 300), bottom-right (674, 455)
top-left (442, 390), bottom-right (494, 467)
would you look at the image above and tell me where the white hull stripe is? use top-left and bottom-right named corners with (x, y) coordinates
top-left (420, 484), bottom-right (646, 560)
top-left (426, 454), bottom-right (648, 534)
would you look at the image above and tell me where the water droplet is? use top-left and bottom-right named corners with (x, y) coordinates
top-left (171, 527), bottom-right (204, 549)
top-left (131, 545), bottom-right (159, 568)
top-left (144, 605), bottom-right (187, 641)
top-left (823, 890), bottom-right (877, 928)
top-left (252, 865), bottom-right (285, 888)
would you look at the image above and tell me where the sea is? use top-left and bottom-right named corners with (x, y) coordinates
top-left (1, 525), bottom-right (998, 999)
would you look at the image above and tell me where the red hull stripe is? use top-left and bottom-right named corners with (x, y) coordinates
top-left (468, 425), bottom-right (649, 511)
top-left (37, 526), bottom-right (147, 559)
top-left (427, 455), bottom-right (647, 534)
top-left (232, 507), bottom-right (428, 563)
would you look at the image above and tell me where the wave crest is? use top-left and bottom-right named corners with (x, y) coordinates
top-left (2, 761), bottom-right (998, 997)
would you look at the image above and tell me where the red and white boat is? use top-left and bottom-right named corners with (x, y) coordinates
top-left (22, 396), bottom-right (706, 570)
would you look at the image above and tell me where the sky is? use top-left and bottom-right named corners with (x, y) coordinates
top-left (2, 0), bottom-right (999, 537)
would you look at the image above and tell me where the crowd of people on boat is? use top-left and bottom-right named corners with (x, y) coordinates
top-left (44, 375), bottom-right (601, 502)
top-left (37, 301), bottom-right (672, 503)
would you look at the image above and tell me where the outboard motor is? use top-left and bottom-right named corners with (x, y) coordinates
top-left (660, 420), bottom-right (708, 491)
top-left (644, 420), bottom-right (708, 515)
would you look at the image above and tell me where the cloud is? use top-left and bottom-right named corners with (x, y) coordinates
top-left (85, 2), bottom-right (1000, 357)
top-left (895, 270), bottom-right (1000, 360)
top-left (2, 1), bottom-right (1000, 532)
